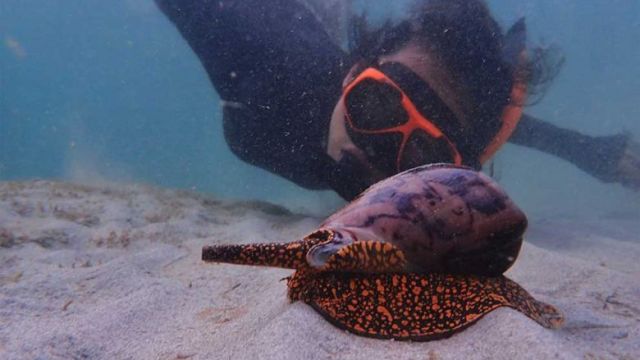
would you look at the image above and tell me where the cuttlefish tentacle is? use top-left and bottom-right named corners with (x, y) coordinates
top-left (202, 229), bottom-right (333, 269)
top-left (203, 233), bottom-right (409, 274)
top-left (288, 271), bottom-right (563, 341)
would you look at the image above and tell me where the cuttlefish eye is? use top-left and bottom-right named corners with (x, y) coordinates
top-left (306, 230), bottom-right (354, 269)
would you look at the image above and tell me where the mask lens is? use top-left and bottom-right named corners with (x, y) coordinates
top-left (345, 79), bottom-right (408, 131)
top-left (399, 131), bottom-right (456, 171)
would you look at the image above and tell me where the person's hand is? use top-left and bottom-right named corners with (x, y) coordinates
top-left (615, 138), bottom-right (640, 190)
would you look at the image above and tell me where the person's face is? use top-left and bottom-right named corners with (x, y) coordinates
top-left (327, 39), bottom-right (471, 179)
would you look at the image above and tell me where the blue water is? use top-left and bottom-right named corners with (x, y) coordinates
top-left (1, 0), bottom-right (639, 217)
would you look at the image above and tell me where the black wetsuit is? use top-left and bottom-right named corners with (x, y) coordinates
top-left (156, 0), bottom-right (350, 190)
top-left (156, 0), bottom-right (628, 199)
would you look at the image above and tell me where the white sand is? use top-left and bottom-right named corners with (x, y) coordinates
top-left (0, 181), bottom-right (638, 359)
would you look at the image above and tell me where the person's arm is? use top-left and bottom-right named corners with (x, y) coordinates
top-left (509, 113), bottom-right (640, 188)
top-left (155, 0), bottom-right (350, 190)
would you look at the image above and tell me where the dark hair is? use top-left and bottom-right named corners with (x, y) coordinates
top-left (348, 0), bottom-right (564, 160)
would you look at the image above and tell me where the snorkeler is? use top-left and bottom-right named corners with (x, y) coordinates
top-left (154, 0), bottom-right (640, 200)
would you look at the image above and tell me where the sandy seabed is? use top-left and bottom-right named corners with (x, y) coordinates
top-left (0, 180), bottom-right (638, 360)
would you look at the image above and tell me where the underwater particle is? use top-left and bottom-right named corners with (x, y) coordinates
top-left (4, 35), bottom-right (27, 58)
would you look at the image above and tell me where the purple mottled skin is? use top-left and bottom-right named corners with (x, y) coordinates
top-left (315, 163), bottom-right (527, 276)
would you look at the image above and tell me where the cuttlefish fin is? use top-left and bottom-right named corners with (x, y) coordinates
top-left (492, 276), bottom-right (564, 329)
top-left (292, 272), bottom-right (563, 341)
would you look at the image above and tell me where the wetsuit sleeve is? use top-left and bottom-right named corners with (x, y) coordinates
top-left (154, 0), bottom-right (347, 106)
top-left (509, 113), bottom-right (629, 183)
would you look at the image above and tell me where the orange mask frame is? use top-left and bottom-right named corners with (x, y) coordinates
top-left (341, 62), bottom-right (527, 171)
top-left (342, 67), bottom-right (463, 172)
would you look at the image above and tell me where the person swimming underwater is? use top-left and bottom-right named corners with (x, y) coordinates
top-left (154, 0), bottom-right (640, 200)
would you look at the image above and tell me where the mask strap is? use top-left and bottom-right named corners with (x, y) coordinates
top-left (479, 18), bottom-right (528, 164)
